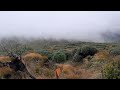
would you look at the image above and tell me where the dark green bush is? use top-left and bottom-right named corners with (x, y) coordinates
top-left (65, 51), bottom-right (73, 60)
top-left (35, 49), bottom-right (54, 60)
top-left (52, 50), bottom-right (67, 63)
top-left (102, 61), bottom-right (120, 79)
top-left (73, 46), bottom-right (97, 62)
top-left (80, 46), bottom-right (98, 57)
top-left (48, 53), bottom-right (54, 60)
top-left (73, 53), bottom-right (84, 62)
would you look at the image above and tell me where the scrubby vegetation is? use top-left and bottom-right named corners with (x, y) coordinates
top-left (0, 37), bottom-right (120, 79)
top-left (109, 47), bottom-right (120, 56)
top-left (102, 60), bottom-right (120, 79)
top-left (52, 50), bottom-right (67, 63)
top-left (73, 46), bottom-right (98, 62)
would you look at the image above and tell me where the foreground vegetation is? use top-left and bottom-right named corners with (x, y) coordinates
top-left (0, 37), bottom-right (120, 79)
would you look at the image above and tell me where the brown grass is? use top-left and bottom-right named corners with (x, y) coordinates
top-left (64, 73), bottom-right (80, 79)
top-left (22, 53), bottom-right (48, 77)
top-left (0, 67), bottom-right (13, 77)
top-left (35, 67), bottom-right (55, 79)
top-left (0, 56), bottom-right (11, 63)
top-left (23, 53), bottom-right (48, 61)
top-left (94, 50), bottom-right (109, 60)
top-left (113, 55), bottom-right (120, 62)
top-left (62, 64), bottom-right (75, 74)
top-left (42, 55), bottom-right (48, 60)
top-left (35, 62), bottom-right (102, 79)
top-left (56, 64), bottom-right (80, 79)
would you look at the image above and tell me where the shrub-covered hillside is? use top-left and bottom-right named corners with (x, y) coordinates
top-left (0, 37), bottom-right (120, 79)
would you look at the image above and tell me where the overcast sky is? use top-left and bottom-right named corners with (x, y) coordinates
top-left (0, 11), bottom-right (120, 42)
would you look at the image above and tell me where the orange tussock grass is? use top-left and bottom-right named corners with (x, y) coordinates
top-left (0, 56), bottom-right (11, 63)
top-left (57, 64), bottom-right (76, 78)
top-left (23, 53), bottom-right (48, 61)
top-left (61, 64), bottom-right (75, 73)
top-left (76, 68), bottom-right (94, 79)
top-left (94, 50), bottom-right (109, 60)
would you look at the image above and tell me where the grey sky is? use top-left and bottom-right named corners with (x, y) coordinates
top-left (0, 11), bottom-right (120, 42)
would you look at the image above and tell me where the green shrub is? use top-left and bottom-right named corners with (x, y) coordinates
top-left (73, 53), bottom-right (84, 62)
top-left (35, 49), bottom-right (54, 60)
top-left (47, 53), bottom-right (53, 60)
top-left (80, 46), bottom-right (98, 57)
top-left (52, 50), bottom-right (67, 63)
top-left (102, 61), bottom-right (120, 79)
top-left (109, 47), bottom-right (120, 56)
top-left (65, 51), bottom-right (73, 60)
top-left (73, 46), bottom-right (97, 62)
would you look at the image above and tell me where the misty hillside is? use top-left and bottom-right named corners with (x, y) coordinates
top-left (0, 37), bottom-right (120, 79)
top-left (101, 30), bottom-right (120, 42)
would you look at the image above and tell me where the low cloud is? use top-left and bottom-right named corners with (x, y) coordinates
top-left (0, 11), bottom-right (120, 43)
